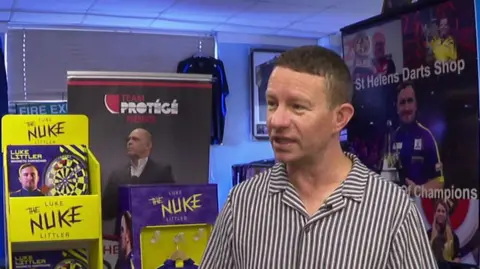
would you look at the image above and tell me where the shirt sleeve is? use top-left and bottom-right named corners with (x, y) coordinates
top-left (423, 129), bottom-right (444, 182)
top-left (199, 194), bottom-right (234, 269)
top-left (386, 202), bottom-right (438, 269)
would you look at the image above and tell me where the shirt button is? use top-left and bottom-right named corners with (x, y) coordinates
top-left (304, 226), bottom-right (311, 233)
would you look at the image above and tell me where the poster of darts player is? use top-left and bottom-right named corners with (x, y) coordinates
top-left (342, 0), bottom-right (479, 266)
top-left (67, 71), bottom-right (213, 269)
top-left (342, 20), bottom-right (404, 172)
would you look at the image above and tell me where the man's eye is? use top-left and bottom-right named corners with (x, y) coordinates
top-left (292, 104), bottom-right (305, 110)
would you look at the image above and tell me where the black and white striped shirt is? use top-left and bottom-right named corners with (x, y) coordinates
top-left (200, 153), bottom-right (438, 269)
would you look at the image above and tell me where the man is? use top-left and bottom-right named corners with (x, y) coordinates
top-left (102, 128), bottom-right (175, 220)
top-left (200, 46), bottom-right (437, 269)
top-left (10, 163), bottom-right (44, 197)
top-left (430, 17), bottom-right (457, 62)
top-left (371, 32), bottom-right (396, 75)
top-left (393, 82), bottom-right (444, 195)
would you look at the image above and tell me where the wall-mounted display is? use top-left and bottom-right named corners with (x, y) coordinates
top-left (342, 0), bottom-right (479, 266)
top-left (250, 49), bottom-right (284, 139)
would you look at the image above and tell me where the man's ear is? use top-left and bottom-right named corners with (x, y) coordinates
top-left (333, 103), bottom-right (354, 133)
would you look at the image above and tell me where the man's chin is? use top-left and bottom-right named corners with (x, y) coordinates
top-left (274, 151), bottom-right (301, 164)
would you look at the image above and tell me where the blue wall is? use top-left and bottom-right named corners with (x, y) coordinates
top-left (209, 42), bottom-right (275, 208)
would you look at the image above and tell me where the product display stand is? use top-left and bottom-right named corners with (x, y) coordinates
top-left (1, 114), bottom-right (103, 268)
top-left (118, 184), bottom-right (218, 269)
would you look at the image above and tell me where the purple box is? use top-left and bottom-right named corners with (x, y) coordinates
top-left (6, 145), bottom-right (89, 197)
top-left (116, 184), bottom-right (218, 269)
top-left (12, 249), bottom-right (88, 269)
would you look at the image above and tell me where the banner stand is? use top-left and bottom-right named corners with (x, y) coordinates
top-left (2, 115), bottom-right (103, 269)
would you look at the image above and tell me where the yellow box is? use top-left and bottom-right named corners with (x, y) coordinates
top-left (2, 114), bottom-right (104, 269)
top-left (9, 195), bottom-right (101, 243)
top-left (140, 224), bottom-right (213, 269)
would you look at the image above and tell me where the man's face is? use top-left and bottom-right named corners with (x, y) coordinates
top-left (19, 166), bottom-right (39, 191)
top-left (127, 129), bottom-right (150, 158)
top-left (266, 67), bottom-right (338, 164)
top-left (120, 216), bottom-right (130, 251)
top-left (374, 41), bottom-right (385, 59)
top-left (397, 86), bottom-right (417, 124)
top-left (439, 18), bottom-right (449, 37)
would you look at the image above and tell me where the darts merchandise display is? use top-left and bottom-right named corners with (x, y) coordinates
top-left (12, 249), bottom-right (88, 269)
top-left (6, 145), bottom-right (90, 197)
top-left (117, 184), bottom-right (218, 269)
top-left (2, 114), bottom-right (104, 269)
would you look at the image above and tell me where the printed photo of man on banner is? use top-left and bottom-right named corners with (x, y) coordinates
top-left (67, 72), bottom-right (213, 269)
top-left (342, 0), bottom-right (479, 266)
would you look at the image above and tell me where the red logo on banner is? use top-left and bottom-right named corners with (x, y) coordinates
top-left (104, 94), bottom-right (120, 114)
top-left (103, 94), bottom-right (178, 124)
top-left (421, 198), bottom-right (470, 229)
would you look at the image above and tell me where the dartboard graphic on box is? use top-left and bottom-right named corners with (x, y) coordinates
top-left (7, 145), bottom-right (90, 197)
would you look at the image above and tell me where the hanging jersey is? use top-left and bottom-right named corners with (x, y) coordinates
top-left (157, 259), bottom-right (199, 269)
top-left (177, 57), bottom-right (229, 145)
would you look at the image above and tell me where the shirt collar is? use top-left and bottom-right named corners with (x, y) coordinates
top-left (131, 157), bottom-right (148, 168)
top-left (268, 152), bottom-right (369, 202)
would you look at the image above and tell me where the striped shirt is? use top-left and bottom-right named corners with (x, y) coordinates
top-left (200, 153), bottom-right (438, 269)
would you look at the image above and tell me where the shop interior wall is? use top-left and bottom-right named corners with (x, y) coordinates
top-left (2, 28), bottom-right (340, 209)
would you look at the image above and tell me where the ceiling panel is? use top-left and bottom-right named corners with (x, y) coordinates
top-left (215, 23), bottom-right (278, 35)
top-left (229, 2), bottom-right (327, 22)
top-left (0, 0), bottom-right (14, 10)
top-left (0, 11), bottom-right (11, 21)
top-left (224, 18), bottom-right (291, 28)
top-left (13, 0), bottom-right (94, 12)
top-left (0, 0), bottom-right (383, 40)
top-left (276, 29), bottom-right (329, 38)
top-left (286, 21), bottom-right (341, 34)
top-left (270, 0), bottom-right (340, 7)
top-left (301, 6), bottom-right (372, 27)
top-left (10, 12), bottom-right (84, 24)
top-left (163, 0), bottom-right (253, 18)
top-left (335, 0), bottom-right (382, 13)
top-left (158, 14), bottom-right (229, 23)
top-left (89, 0), bottom-right (176, 17)
top-left (150, 19), bottom-right (219, 32)
top-left (83, 15), bottom-right (152, 27)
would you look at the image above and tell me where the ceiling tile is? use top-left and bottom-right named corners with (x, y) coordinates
top-left (261, 0), bottom-right (337, 8)
top-left (163, 0), bottom-right (253, 19)
top-left (13, 0), bottom-right (94, 12)
top-left (89, 0), bottom-right (176, 17)
top-left (214, 24), bottom-right (277, 35)
top-left (0, 11), bottom-right (10, 21)
top-left (287, 21), bottom-right (341, 33)
top-left (150, 19), bottom-right (218, 32)
top-left (229, 2), bottom-right (326, 22)
top-left (335, 0), bottom-right (382, 13)
top-left (158, 14), bottom-right (228, 23)
top-left (275, 29), bottom-right (328, 38)
top-left (300, 7), bottom-right (372, 27)
top-left (82, 15), bottom-right (153, 27)
top-left (223, 18), bottom-right (290, 29)
top-left (10, 11), bottom-right (84, 24)
top-left (0, 0), bottom-right (14, 9)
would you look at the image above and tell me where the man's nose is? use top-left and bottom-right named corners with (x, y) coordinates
top-left (268, 107), bottom-right (290, 128)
